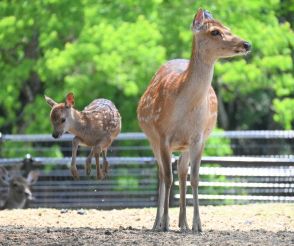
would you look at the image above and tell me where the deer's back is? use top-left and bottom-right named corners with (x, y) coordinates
top-left (84, 99), bottom-right (116, 112)
top-left (81, 99), bottom-right (121, 143)
top-left (138, 59), bottom-right (187, 121)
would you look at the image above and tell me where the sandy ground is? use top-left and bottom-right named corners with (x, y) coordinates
top-left (0, 204), bottom-right (293, 246)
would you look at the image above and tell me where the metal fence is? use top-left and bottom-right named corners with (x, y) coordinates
top-left (0, 131), bottom-right (293, 208)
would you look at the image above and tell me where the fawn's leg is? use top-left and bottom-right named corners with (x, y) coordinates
top-left (70, 136), bottom-right (80, 180)
top-left (101, 150), bottom-right (109, 177)
top-left (93, 146), bottom-right (103, 180)
top-left (85, 147), bottom-right (95, 176)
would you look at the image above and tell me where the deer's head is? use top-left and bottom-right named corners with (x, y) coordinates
top-left (0, 167), bottom-right (39, 209)
top-left (45, 92), bottom-right (75, 139)
top-left (192, 9), bottom-right (251, 61)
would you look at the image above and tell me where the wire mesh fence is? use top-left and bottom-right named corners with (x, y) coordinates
top-left (0, 131), bottom-right (293, 208)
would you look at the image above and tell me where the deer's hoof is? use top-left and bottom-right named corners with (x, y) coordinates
top-left (152, 216), bottom-right (170, 232)
top-left (179, 218), bottom-right (190, 232)
top-left (71, 167), bottom-right (80, 180)
top-left (192, 224), bottom-right (203, 234)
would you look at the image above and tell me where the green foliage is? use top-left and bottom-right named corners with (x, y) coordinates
top-left (1, 142), bottom-right (63, 158)
top-left (115, 168), bottom-right (139, 191)
top-left (0, 0), bottom-right (293, 136)
top-left (204, 129), bottom-right (233, 156)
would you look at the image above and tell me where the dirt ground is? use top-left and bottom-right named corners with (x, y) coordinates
top-left (0, 204), bottom-right (293, 246)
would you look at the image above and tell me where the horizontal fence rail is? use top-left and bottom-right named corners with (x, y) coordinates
top-left (1, 156), bottom-right (294, 167)
top-left (0, 131), bottom-right (294, 208)
top-left (2, 130), bottom-right (294, 142)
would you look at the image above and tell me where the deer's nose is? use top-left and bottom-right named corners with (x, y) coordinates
top-left (243, 42), bottom-right (251, 51)
top-left (52, 132), bottom-right (59, 139)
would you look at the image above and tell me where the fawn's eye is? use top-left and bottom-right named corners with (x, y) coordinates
top-left (211, 30), bottom-right (221, 36)
top-left (12, 183), bottom-right (18, 188)
top-left (61, 118), bottom-right (66, 123)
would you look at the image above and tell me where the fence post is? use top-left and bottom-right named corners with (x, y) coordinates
top-left (0, 132), bottom-right (3, 157)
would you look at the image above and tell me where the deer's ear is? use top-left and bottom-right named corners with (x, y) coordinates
top-left (203, 10), bottom-right (213, 20)
top-left (65, 92), bottom-right (75, 107)
top-left (192, 8), bottom-right (205, 32)
top-left (27, 171), bottom-right (39, 185)
top-left (44, 95), bottom-right (57, 108)
top-left (0, 167), bottom-right (10, 186)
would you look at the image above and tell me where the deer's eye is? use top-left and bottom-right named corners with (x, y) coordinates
top-left (12, 183), bottom-right (18, 188)
top-left (211, 30), bottom-right (221, 36)
top-left (61, 118), bottom-right (66, 123)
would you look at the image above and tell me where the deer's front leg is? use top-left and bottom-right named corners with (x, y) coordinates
top-left (71, 137), bottom-right (80, 180)
top-left (189, 141), bottom-right (204, 233)
top-left (177, 152), bottom-right (190, 232)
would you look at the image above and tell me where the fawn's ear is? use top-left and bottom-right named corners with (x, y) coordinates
top-left (0, 166), bottom-right (10, 186)
top-left (44, 95), bottom-right (57, 108)
top-left (65, 92), bottom-right (75, 107)
top-left (192, 8), bottom-right (205, 32)
top-left (27, 171), bottom-right (39, 185)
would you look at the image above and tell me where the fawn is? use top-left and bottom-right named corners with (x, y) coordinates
top-left (137, 9), bottom-right (251, 232)
top-left (45, 93), bottom-right (121, 180)
top-left (0, 167), bottom-right (39, 209)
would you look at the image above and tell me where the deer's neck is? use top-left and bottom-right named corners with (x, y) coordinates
top-left (182, 35), bottom-right (215, 106)
top-left (67, 109), bottom-right (88, 138)
top-left (6, 191), bottom-right (26, 208)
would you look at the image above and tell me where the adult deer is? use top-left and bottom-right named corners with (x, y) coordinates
top-left (45, 93), bottom-right (121, 180)
top-left (0, 167), bottom-right (39, 209)
top-left (137, 9), bottom-right (251, 232)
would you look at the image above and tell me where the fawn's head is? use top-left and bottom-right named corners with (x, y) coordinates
top-left (0, 167), bottom-right (39, 209)
top-left (45, 92), bottom-right (75, 139)
top-left (191, 9), bottom-right (251, 61)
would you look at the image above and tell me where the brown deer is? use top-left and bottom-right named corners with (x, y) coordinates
top-left (0, 167), bottom-right (39, 209)
top-left (137, 9), bottom-right (251, 232)
top-left (45, 93), bottom-right (121, 180)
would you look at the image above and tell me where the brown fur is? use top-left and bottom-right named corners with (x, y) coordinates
top-left (45, 94), bottom-right (121, 180)
top-left (137, 9), bottom-right (250, 232)
top-left (0, 167), bottom-right (39, 209)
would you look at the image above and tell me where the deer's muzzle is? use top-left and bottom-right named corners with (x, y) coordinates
top-left (243, 42), bottom-right (251, 52)
top-left (52, 132), bottom-right (61, 139)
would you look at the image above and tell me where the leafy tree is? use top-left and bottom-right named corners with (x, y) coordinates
top-left (0, 0), bottom-right (166, 134)
top-left (0, 0), bottom-right (293, 138)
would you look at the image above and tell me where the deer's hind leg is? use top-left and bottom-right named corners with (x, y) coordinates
top-left (85, 147), bottom-right (95, 176)
top-left (93, 145), bottom-right (104, 180)
top-left (156, 141), bottom-right (172, 232)
top-left (152, 146), bottom-right (166, 231)
top-left (102, 150), bottom-right (109, 177)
